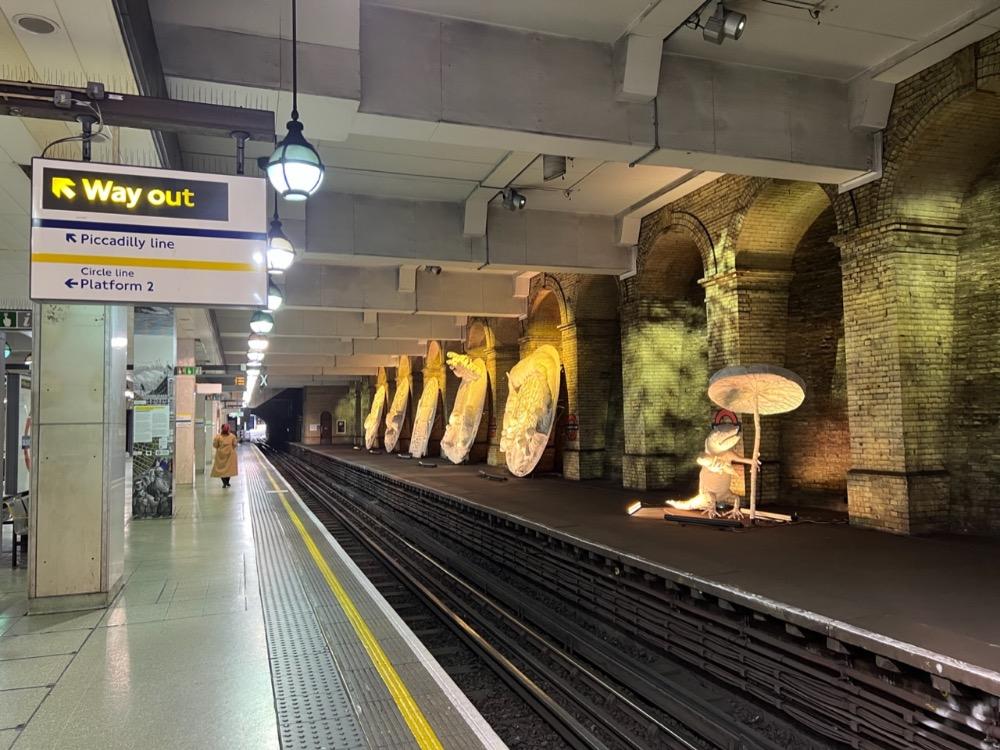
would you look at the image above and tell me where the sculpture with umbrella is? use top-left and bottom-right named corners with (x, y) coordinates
top-left (706, 364), bottom-right (806, 522)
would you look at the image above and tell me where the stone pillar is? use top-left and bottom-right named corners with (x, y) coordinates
top-left (620, 298), bottom-right (711, 490)
top-left (174, 338), bottom-right (196, 486)
top-left (702, 268), bottom-right (792, 503)
top-left (835, 222), bottom-right (959, 534)
top-left (560, 318), bottom-right (618, 480)
top-left (131, 307), bottom-right (175, 517)
top-left (486, 343), bottom-right (519, 467)
top-left (28, 303), bottom-right (127, 612)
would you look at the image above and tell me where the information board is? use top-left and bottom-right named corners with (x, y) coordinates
top-left (30, 158), bottom-right (267, 307)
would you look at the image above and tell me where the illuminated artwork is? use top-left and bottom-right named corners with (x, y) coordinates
top-left (501, 345), bottom-right (561, 477)
top-left (708, 364), bottom-right (805, 521)
top-left (440, 352), bottom-right (487, 464)
top-left (666, 410), bottom-right (753, 517)
top-left (409, 377), bottom-right (440, 459)
top-left (384, 356), bottom-right (412, 453)
top-left (364, 368), bottom-right (389, 450)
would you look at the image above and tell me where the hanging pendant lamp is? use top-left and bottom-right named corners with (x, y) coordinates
top-left (266, 278), bottom-right (284, 312)
top-left (248, 333), bottom-right (269, 352)
top-left (250, 310), bottom-right (275, 334)
top-left (266, 199), bottom-right (296, 273)
top-left (267, 0), bottom-right (324, 200)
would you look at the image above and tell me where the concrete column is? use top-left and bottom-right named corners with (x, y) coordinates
top-left (28, 303), bottom-right (127, 612)
top-left (835, 222), bottom-right (959, 534)
top-left (131, 307), bottom-right (176, 518)
top-left (485, 344), bottom-right (519, 467)
top-left (174, 338), bottom-right (196, 487)
top-left (204, 398), bottom-right (220, 468)
top-left (194, 393), bottom-right (207, 475)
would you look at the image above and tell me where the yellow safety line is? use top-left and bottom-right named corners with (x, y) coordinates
top-left (31, 252), bottom-right (255, 272)
top-left (257, 458), bottom-right (445, 750)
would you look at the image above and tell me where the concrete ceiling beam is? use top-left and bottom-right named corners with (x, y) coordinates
top-left (304, 190), bottom-right (634, 275)
top-left (282, 264), bottom-right (524, 317)
top-left (158, 4), bottom-right (877, 184)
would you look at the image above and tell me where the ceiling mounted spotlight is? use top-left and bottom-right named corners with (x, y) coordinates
top-left (266, 278), bottom-right (284, 312)
top-left (248, 333), bottom-right (269, 352)
top-left (250, 310), bottom-right (275, 334)
top-left (266, 0), bottom-right (325, 200)
top-left (501, 187), bottom-right (526, 211)
top-left (247, 350), bottom-right (266, 363)
top-left (703, 2), bottom-right (746, 44)
top-left (15, 14), bottom-right (59, 35)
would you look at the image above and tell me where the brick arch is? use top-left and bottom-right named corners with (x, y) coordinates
top-left (465, 319), bottom-right (495, 351)
top-left (878, 91), bottom-right (1000, 225)
top-left (525, 274), bottom-right (570, 327)
top-left (636, 223), bottom-right (708, 302)
top-left (567, 275), bottom-right (619, 321)
top-left (734, 180), bottom-right (831, 264)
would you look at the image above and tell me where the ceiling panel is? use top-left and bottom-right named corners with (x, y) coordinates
top-left (665, 0), bottom-right (994, 81)
top-left (360, 0), bottom-right (650, 42)
top-left (150, 0), bottom-right (360, 50)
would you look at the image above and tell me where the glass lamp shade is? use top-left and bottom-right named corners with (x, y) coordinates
top-left (266, 120), bottom-right (324, 201)
top-left (246, 350), bottom-right (265, 363)
top-left (248, 333), bottom-right (269, 352)
top-left (266, 279), bottom-right (284, 312)
top-left (249, 310), bottom-right (275, 334)
top-left (3, 342), bottom-right (10, 359)
top-left (266, 218), bottom-right (295, 273)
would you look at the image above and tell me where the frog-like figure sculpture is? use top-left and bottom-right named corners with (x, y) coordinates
top-left (666, 412), bottom-right (758, 518)
top-left (364, 369), bottom-right (389, 450)
top-left (383, 357), bottom-right (412, 453)
top-left (409, 376), bottom-right (440, 458)
top-left (440, 352), bottom-right (487, 464)
top-left (500, 345), bottom-right (561, 477)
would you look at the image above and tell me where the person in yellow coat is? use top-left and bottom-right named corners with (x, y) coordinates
top-left (211, 423), bottom-right (239, 488)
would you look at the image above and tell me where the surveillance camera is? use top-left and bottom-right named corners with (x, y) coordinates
top-left (502, 187), bottom-right (527, 211)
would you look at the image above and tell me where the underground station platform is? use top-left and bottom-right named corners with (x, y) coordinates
top-left (277, 442), bottom-right (1000, 750)
top-left (0, 448), bottom-right (503, 750)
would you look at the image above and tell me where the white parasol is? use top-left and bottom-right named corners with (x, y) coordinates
top-left (707, 364), bottom-right (805, 521)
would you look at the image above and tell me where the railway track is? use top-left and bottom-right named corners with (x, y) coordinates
top-left (262, 445), bottom-right (831, 750)
top-left (278, 444), bottom-right (1000, 750)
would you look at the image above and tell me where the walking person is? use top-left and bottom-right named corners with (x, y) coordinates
top-left (212, 423), bottom-right (239, 488)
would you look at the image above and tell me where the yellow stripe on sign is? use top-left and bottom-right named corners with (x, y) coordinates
top-left (258, 459), bottom-right (445, 750)
top-left (31, 252), bottom-right (255, 272)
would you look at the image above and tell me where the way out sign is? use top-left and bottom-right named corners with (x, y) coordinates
top-left (30, 158), bottom-right (267, 307)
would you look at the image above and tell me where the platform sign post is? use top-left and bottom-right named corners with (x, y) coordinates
top-left (30, 158), bottom-right (267, 307)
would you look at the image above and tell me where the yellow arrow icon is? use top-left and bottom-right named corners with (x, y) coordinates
top-left (51, 176), bottom-right (76, 200)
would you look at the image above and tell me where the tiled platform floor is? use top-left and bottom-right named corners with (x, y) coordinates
top-left (0, 465), bottom-right (278, 750)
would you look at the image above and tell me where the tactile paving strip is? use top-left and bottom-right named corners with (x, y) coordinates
top-left (247, 468), bottom-right (368, 750)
